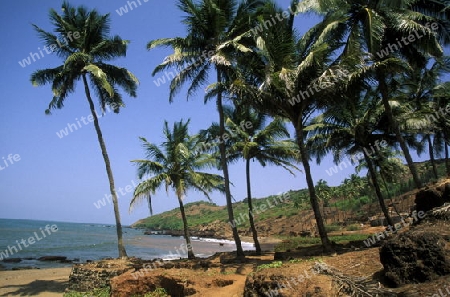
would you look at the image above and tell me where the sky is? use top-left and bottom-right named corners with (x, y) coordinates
top-left (0, 0), bottom-right (433, 225)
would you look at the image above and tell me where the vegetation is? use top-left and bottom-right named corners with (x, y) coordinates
top-left (31, 1), bottom-right (139, 258)
top-left (133, 159), bottom-right (445, 233)
top-left (201, 105), bottom-right (300, 254)
top-left (64, 287), bottom-right (110, 297)
top-left (274, 234), bottom-right (370, 252)
top-left (35, 0), bottom-right (449, 257)
top-left (130, 120), bottom-right (225, 259)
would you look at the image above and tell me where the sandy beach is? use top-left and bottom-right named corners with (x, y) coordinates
top-left (0, 267), bottom-right (72, 296)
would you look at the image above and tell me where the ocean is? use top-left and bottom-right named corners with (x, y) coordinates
top-left (0, 219), bottom-right (254, 270)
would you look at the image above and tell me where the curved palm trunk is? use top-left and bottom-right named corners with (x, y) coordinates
top-left (427, 134), bottom-right (438, 179)
top-left (216, 69), bottom-right (244, 257)
top-left (377, 72), bottom-right (422, 189)
top-left (294, 123), bottom-right (332, 252)
top-left (177, 196), bottom-right (195, 259)
top-left (245, 158), bottom-right (261, 254)
top-left (82, 74), bottom-right (127, 258)
top-left (363, 150), bottom-right (394, 227)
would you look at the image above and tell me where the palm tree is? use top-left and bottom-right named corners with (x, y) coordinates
top-left (298, 0), bottom-right (448, 189)
top-left (397, 57), bottom-right (450, 179)
top-left (30, 1), bottom-right (139, 258)
top-left (229, 0), bottom-right (346, 251)
top-left (147, 0), bottom-right (265, 257)
top-left (203, 106), bottom-right (299, 254)
top-left (130, 120), bottom-right (225, 259)
top-left (306, 92), bottom-right (397, 227)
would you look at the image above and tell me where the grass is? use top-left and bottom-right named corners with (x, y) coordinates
top-left (274, 234), bottom-right (369, 252)
top-left (64, 287), bottom-right (110, 297)
top-left (256, 261), bottom-right (284, 271)
top-left (64, 287), bottom-right (169, 297)
top-left (133, 193), bottom-right (294, 230)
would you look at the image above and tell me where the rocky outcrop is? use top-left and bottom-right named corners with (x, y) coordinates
top-left (380, 203), bottom-right (450, 287)
top-left (38, 256), bottom-right (67, 261)
top-left (67, 259), bottom-right (136, 292)
top-left (110, 270), bottom-right (196, 297)
top-left (380, 231), bottom-right (450, 287)
top-left (414, 182), bottom-right (450, 213)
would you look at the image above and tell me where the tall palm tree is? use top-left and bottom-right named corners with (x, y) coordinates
top-left (306, 92), bottom-right (397, 226)
top-left (30, 1), bottom-right (138, 258)
top-left (130, 120), bottom-right (225, 259)
top-left (398, 57), bottom-right (450, 179)
top-left (147, 0), bottom-right (265, 257)
top-left (229, 0), bottom-right (345, 251)
top-left (202, 106), bottom-right (299, 254)
top-left (298, 0), bottom-right (448, 189)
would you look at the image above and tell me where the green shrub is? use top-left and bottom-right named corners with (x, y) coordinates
top-left (256, 261), bottom-right (283, 271)
top-left (64, 287), bottom-right (110, 297)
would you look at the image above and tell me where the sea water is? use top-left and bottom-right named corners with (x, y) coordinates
top-left (0, 218), bottom-right (254, 269)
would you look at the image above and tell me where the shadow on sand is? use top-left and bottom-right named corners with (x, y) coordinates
top-left (1, 279), bottom-right (68, 296)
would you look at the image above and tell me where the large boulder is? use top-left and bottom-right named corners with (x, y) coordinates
top-left (380, 231), bottom-right (450, 287)
top-left (67, 259), bottom-right (136, 292)
top-left (415, 188), bottom-right (444, 213)
top-left (379, 203), bottom-right (450, 287)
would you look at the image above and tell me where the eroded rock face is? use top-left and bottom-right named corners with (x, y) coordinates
top-left (67, 259), bottom-right (135, 292)
top-left (380, 231), bottom-right (450, 287)
top-left (109, 270), bottom-right (195, 297)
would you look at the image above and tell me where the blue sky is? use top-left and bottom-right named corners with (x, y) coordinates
top-left (0, 0), bottom-right (432, 225)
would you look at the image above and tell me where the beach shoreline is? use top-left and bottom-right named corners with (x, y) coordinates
top-left (0, 267), bottom-right (72, 296)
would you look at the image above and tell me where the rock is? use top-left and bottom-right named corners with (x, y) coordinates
top-left (110, 270), bottom-right (196, 297)
top-left (2, 258), bottom-right (21, 263)
top-left (38, 256), bottom-right (67, 261)
top-left (67, 259), bottom-right (136, 292)
top-left (212, 279), bottom-right (233, 287)
top-left (443, 183), bottom-right (450, 202)
top-left (380, 231), bottom-right (450, 287)
top-left (415, 188), bottom-right (444, 213)
top-left (244, 270), bottom-right (314, 297)
top-left (12, 266), bottom-right (39, 270)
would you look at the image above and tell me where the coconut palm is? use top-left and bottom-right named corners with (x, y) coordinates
top-left (398, 57), bottom-right (450, 179)
top-left (30, 1), bottom-right (139, 258)
top-left (306, 91), bottom-right (397, 226)
top-left (130, 120), bottom-right (225, 259)
top-left (147, 0), bottom-right (266, 257)
top-left (202, 106), bottom-right (299, 254)
top-left (297, 0), bottom-right (448, 189)
top-left (227, 0), bottom-right (348, 251)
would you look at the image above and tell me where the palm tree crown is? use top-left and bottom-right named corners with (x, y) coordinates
top-left (30, 1), bottom-right (139, 258)
top-left (130, 119), bottom-right (225, 259)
